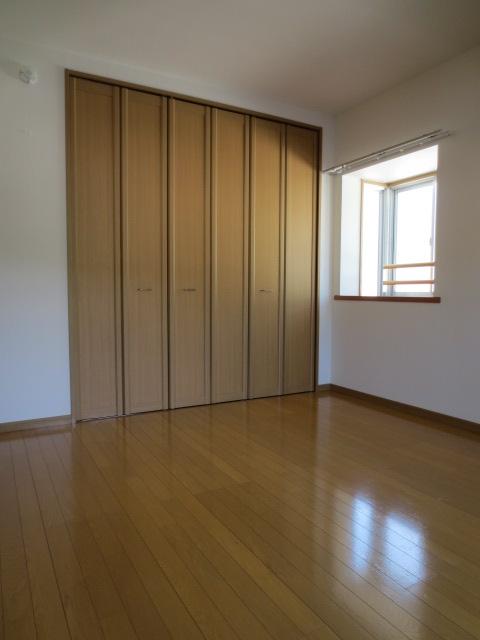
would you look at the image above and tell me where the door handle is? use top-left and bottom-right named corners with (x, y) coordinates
top-left (137, 288), bottom-right (152, 292)
top-left (183, 288), bottom-right (197, 292)
top-left (260, 289), bottom-right (274, 293)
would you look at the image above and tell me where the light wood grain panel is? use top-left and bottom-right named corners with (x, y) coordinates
top-left (87, 513), bottom-right (174, 640)
top-left (107, 430), bottom-right (322, 636)
top-left (164, 408), bottom-right (425, 588)
top-left (121, 405), bottom-right (442, 638)
top-left (408, 580), bottom-right (480, 638)
top-left (160, 521), bottom-right (273, 640)
top-left (0, 443), bottom-right (37, 640)
top-left (169, 100), bottom-right (210, 408)
top-left (197, 489), bottom-right (377, 640)
top-left (11, 450), bottom-right (70, 640)
top-left (76, 423), bottom-right (235, 640)
top-left (99, 611), bottom-right (139, 640)
top-left (68, 78), bottom-right (122, 420)
top-left (52, 429), bottom-right (193, 639)
top-left (21, 436), bottom-right (105, 640)
top-left (3, 393), bottom-right (480, 639)
top-left (250, 118), bottom-right (285, 399)
top-left (35, 433), bottom-right (139, 638)
top-left (163, 408), bottom-right (436, 597)
top-left (217, 484), bottom-right (435, 640)
top-left (86, 416), bottom-right (306, 638)
top-left (122, 90), bottom-right (168, 414)
top-left (284, 126), bottom-right (318, 393)
top-left (211, 109), bottom-right (249, 403)
top-left (207, 398), bottom-right (480, 606)
top-left (0, 553), bottom-right (3, 640)
top-left (161, 497), bottom-right (306, 640)
top-left (0, 415), bottom-right (71, 435)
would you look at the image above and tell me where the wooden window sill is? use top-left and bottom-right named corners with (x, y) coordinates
top-left (334, 295), bottom-right (441, 303)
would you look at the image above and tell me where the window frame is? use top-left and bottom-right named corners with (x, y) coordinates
top-left (360, 171), bottom-right (437, 298)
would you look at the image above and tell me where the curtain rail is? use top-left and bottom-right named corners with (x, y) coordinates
top-left (323, 131), bottom-right (449, 175)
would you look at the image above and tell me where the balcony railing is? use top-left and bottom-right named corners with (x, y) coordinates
top-left (382, 262), bottom-right (435, 286)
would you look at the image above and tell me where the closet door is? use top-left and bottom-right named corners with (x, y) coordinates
top-left (122, 90), bottom-right (168, 413)
top-left (284, 126), bottom-right (318, 393)
top-left (169, 100), bottom-right (211, 408)
top-left (67, 79), bottom-right (122, 420)
top-left (249, 118), bottom-right (285, 398)
top-left (211, 109), bottom-right (249, 403)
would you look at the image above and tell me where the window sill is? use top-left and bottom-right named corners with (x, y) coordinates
top-left (334, 295), bottom-right (441, 303)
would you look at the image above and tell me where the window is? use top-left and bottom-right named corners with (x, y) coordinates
top-left (360, 174), bottom-right (436, 296)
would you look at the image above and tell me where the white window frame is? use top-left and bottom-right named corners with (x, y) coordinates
top-left (360, 172), bottom-right (437, 297)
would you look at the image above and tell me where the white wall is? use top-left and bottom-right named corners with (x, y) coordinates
top-left (332, 45), bottom-right (480, 423)
top-left (339, 176), bottom-right (361, 295)
top-left (0, 38), bottom-right (335, 423)
top-left (317, 172), bottom-right (334, 385)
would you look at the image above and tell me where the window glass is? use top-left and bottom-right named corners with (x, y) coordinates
top-left (392, 182), bottom-right (435, 294)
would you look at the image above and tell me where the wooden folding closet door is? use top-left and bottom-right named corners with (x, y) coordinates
top-left (122, 89), bottom-right (168, 413)
top-left (68, 79), bottom-right (122, 420)
top-left (168, 100), bottom-right (211, 408)
top-left (67, 71), bottom-right (320, 420)
top-left (211, 109), bottom-right (249, 403)
top-left (283, 126), bottom-right (318, 393)
top-left (249, 118), bottom-right (286, 399)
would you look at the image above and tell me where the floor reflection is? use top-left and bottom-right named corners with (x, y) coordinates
top-left (350, 495), bottom-right (426, 584)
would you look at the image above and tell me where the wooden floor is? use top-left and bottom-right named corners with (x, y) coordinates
top-left (1, 392), bottom-right (480, 640)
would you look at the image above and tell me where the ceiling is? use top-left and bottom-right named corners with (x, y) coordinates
top-left (2, 0), bottom-right (480, 115)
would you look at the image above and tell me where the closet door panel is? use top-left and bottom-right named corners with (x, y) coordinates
top-left (284, 126), bottom-right (318, 393)
top-left (211, 109), bottom-right (249, 403)
top-left (68, 79), bottom-right (122, 420)
top-left (122, 90), bottom-right (168, 413)
top-left (249, 118), bottom-right (285, 398)
top-left (169, 100), bottom-right (210, 408)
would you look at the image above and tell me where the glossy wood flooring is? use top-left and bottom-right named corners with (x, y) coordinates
top-left (1, 392), bottom-right (480, 640)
